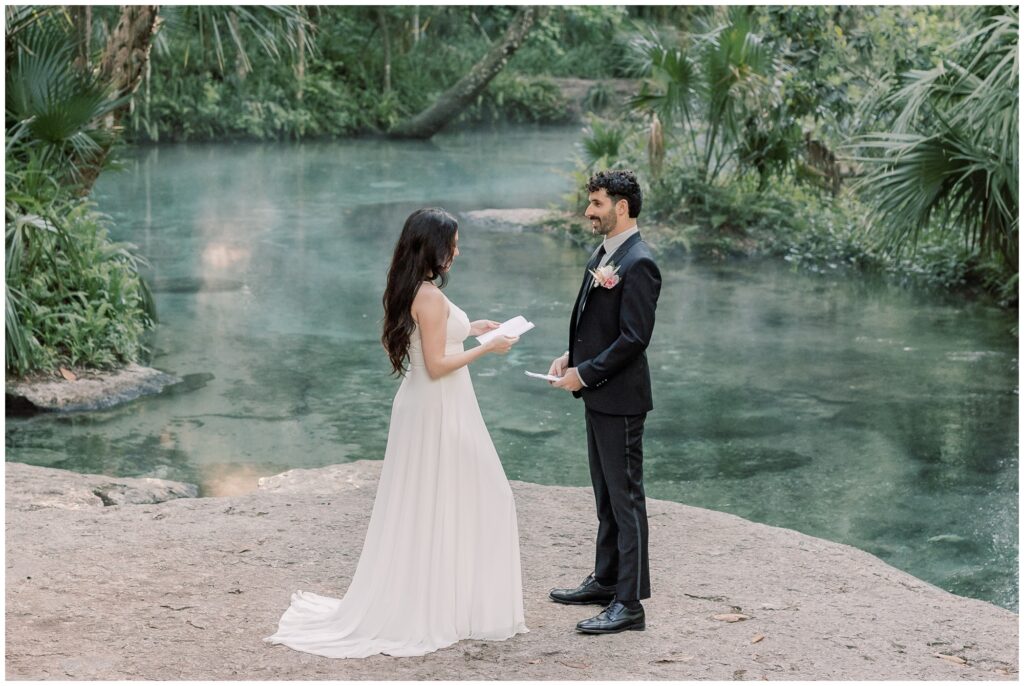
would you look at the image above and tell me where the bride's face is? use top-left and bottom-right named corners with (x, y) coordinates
top-left (443, 231), bottom-right (460, 271)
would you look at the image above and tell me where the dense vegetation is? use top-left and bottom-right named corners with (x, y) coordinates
top-left (126, 6), bottom-right (628, 142)
top-left (5, 5), bottom-right (1018, 376)
top-left (6, 7), bottom-right (157, 375)
top-left (568, 5), bottom-right (1017, 310)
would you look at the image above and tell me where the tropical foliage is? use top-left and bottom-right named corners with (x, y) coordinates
top-left (4, 5), bottom-right (1017, 379)
top-left (5, 9), bottom-right (156, 374)
top-left (576, 5), bottom-right (1016, 308)
top-left (5, 176), bottom-right (156, 374)
top-left (5, 7), bottom-right (127, 194)
top-left (126, 6), bottom-right (627, 142)
top-left (852, 6), bottom-right (1017, 300)
top-left (628, 7), bottom-right (801, 188)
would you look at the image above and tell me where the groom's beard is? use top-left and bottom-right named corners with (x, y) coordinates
top-left (588, 209), bottom-right (616, 236)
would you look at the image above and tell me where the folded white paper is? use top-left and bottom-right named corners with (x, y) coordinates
top-left (525, 371), bottom-right (561, 382)
top-left (476, 315), bottom-right (535, 345)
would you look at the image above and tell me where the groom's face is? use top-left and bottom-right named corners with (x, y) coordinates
top-left (585, 189), bottom-right (623, 236)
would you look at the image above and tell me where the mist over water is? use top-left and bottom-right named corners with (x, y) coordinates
top-left (6, 126), bottom-right (1017, 611)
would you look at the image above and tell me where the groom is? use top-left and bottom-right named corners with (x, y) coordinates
top-left (548, 169), bottom-right (661, 634)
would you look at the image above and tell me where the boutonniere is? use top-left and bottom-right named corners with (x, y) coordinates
top-left (590, 262), bottom-right (621, 289)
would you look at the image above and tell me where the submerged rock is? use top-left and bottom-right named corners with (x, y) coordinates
top-left (151, 277), bottom-right (245, 294)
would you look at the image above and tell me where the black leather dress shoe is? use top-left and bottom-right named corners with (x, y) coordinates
top-left (549, 573), bottom-right (617, 605)
top-left (576, 599), bottom-right (646, 634)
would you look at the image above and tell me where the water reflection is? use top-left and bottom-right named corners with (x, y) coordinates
top-left (199, 462), bottom-right (271, 497)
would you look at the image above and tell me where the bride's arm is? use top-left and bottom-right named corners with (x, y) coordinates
top-left (414, 287), bottom-right (515, 380)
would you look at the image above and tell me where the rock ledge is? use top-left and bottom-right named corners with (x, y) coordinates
top-left (5, 460), bottom-right (1018, 680)
top-left (6, 463), bottom-right (198, 511)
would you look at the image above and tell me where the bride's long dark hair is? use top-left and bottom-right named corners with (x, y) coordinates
top-left (382, 208), bottom-right (459, 376)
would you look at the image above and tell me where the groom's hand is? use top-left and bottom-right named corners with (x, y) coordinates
top-left (552, 367), bottom-right (584, 392)
top-left (547, 353), bottom-right (569, 379)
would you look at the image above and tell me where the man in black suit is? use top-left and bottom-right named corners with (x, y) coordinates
top-left (548, 169), bottom-right (661, 634)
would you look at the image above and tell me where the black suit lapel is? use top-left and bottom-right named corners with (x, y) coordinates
top-left (575, 245), bottom-right (606, 327)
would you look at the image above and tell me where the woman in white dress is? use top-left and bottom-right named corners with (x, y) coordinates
top-left (264, 207), bottom-right (529, 658)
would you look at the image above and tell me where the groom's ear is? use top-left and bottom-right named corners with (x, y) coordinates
top-left (616, 197), bottom-right (630, 217)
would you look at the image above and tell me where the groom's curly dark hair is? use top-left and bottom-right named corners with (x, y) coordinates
top-left (587, 169), bottom-right (642, 218)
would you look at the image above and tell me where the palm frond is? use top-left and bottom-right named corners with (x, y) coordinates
top-left (580, 120), bottom-right (627, 168)
top-left (164, 5), bottom-right (316, 74)
top-left (6, 14), bottom-right (128, 186)
top-left (5, 280), bottom-right (35, 374)
top-left (854, 126), bottom-right (1016, 263)
top-left (853, 5), bottom-right (1018, 269)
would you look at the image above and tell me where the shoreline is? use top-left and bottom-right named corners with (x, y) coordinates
top-left (5, 459), bottom-right (1018, 679)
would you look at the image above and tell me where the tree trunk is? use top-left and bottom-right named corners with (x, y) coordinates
top-left (378, 8), bottom-right (391, 94)
top-left (389, 6), bottom-right (543, 139)
top-left (230, 12), bottom-right (250, 80)
top-left (72, 5), bottom-right (92, 71)
top-left (295, 20), bottom-right (306, 102)
top-left (78, 5), bottom-right (161, 195)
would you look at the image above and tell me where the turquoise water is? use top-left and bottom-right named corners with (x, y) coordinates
top-left (5, 126), bottom-right (1018, 611)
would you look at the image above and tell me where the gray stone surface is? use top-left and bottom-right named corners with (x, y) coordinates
top-left (6, 364), bottom-right (181, 413)
top-left (5, 463), bottom-right (199, 511)
top-left (5, 460), bottom-right (1018, 680)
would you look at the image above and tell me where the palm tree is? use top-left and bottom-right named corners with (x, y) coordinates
top-left (627, 7), bottom-right (796, 187)
top-left (852, 6), bottom-right (1018, 277)
top-left (6, 9), bottom-right (130, 193)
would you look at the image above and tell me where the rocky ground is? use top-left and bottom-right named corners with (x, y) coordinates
top-left (5, 460), bottom-right (1018, 680)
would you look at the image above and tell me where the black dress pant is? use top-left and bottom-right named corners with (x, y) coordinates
top-left (585, 406), bottom-right (651, 601)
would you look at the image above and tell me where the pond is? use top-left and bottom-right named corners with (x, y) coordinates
top-left (5, 125), bottom-right (1018, 612)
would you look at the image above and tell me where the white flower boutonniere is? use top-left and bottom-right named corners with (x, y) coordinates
top-left (590, 262), bottom-right (621, 289)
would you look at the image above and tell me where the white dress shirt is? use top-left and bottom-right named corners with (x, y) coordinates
top-left (598, 224), bottom-right (639, 267)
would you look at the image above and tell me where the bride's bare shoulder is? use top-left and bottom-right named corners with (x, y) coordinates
top-left (411, 283), bottom-right (447, 323)
top-left (413, 281), bottom-right (445, 303)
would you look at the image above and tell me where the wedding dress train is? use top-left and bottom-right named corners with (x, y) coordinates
top-left (264, 294), bottom-right (528, 658)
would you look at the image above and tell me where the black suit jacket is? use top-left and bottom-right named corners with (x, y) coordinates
top-left (568, 231), bottom-right (661, 416)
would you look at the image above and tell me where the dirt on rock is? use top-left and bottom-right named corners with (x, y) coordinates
top-left (5, 460), bottom-right (1018, 680)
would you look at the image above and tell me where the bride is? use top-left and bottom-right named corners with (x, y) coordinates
top-left (264, 207), bottom-right (529, 658)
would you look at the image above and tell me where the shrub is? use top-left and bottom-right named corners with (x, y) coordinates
top-left (6, 167), bottom-right (156, 375)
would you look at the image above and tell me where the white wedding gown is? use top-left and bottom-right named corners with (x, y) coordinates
top-left (264, 295), bottom-right (528, 658)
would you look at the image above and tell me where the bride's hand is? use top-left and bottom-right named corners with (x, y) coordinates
top-left (485, 335), bottom-right (519, 355)
top-left (469, 319), bottom-right (500, 337)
